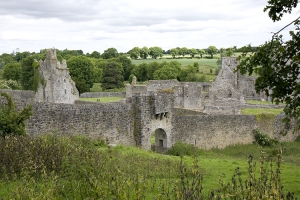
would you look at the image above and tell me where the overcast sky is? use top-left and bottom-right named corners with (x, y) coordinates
top-left (0, 0), bottom-right (299, 54)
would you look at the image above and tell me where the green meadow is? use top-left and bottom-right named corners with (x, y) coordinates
top-left (0, 134), bottom-right (299, 199)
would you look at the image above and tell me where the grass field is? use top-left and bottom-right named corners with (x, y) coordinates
top-left (132, 58), bottom-right (218, 68)
top-left (242, 107), bottom-right (284, 115)
top-left (0, 135), bottom-right (299, 199)
top-left (79, 96), bottom-right (125, 102)
top-left (246, 99), bottom-right (284, 105)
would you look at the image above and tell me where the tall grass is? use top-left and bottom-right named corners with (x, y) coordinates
top-left (0, 134), bottom-right (299, 199)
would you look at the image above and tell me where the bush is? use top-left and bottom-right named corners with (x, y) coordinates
top-left (295, 136), bottom-right (300, 142)
top-left (253, 129), bottom-right (277, 147)
top-left (0, 92), bottom-right (32, 137)
top-left (166, 141), bottom-right (200, 156)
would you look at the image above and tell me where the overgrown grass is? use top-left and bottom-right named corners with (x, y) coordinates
top-left (242, 108), bottom-right (283, 115)
top-left (0, 134), bottom-right (299, 199)
top-left (79, 97), bottom-right (125, 103)
top-left (246, 99), bottom-right (285, 105)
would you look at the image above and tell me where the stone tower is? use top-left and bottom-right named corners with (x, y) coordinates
top-left (34, 49), bottom-right (79, 104)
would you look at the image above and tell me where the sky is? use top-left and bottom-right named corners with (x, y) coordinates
top-left (0, 0), bottom-right (299, 54)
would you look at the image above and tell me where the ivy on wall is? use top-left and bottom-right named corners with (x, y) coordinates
top-left (33, 61), bottom-right (46, 93)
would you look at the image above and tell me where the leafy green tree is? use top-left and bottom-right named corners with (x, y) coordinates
top-left (149, 47), bottom-right (163, 59)
top-left (153, 61), bottom-right (181, 80)
top-left (101, 61), bottom-right (124, 90)
top-left (206, 46), bottom-right (218, 58)
top-left (237, 1), bottom-right (300, 126)
top-left (15, 51), bottom-right (30, 62)
top-left (129, 47), bottom-right (140, 60)
top-left (146, 62), bottom-right (162, 80)
top-left (101, 48), bottom-right (119, 59)
top-left (2, 63), bottom-right (21, 81)
top-left (132, 63), bottom-right (148, 82)
top-left (170, 48), bottom-right (179, 58)
top-left (140, 46), bottom-right (149, 59)
top-left (90, 51), bottom-right (101, 58)
top-left (179, 47), bottom-right (188, 57)
top-left (198, 49), bottom-right (205, 58)
top-left (20, 56), bottom-right (35, 90)
top-left (112, 55), bottom-right (133, 81)
top-left (0, 92), bottom-right (32, 137)
top-left (67, 56), bottom-right (94, 93)
top-left (0, 53), bottom-right (14, 67)
top-left (188, 48), bottom-right (198, 58)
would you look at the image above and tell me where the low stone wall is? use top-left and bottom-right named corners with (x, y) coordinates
top-left (0, 89), bottom-right (35, 101)
top-left (25, 102), bottom-right (135, 146)
top-left (80, 92), bottom-right (126, 98)
top-left (173, 108), bottom-right (299, 149)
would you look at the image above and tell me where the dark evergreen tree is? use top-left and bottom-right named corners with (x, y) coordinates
top-left (101, 61), bottom-right (124, 90)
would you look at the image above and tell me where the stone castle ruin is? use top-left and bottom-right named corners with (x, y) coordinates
top-left (34, 49), bottom-right (79, 104)
top-left (0, 50), bottom-right (297, 151)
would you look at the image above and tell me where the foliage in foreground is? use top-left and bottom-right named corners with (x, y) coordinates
top-left (0, 92), bottom-right (32, 137)
top-left (237, 0), bottom-right (300, 128)
top-left (0, 134), bottom-right (298, 199)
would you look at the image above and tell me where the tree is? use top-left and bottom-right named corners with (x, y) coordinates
top-left (206, 46), bottom-right (218, 58)
top-left (237, 1), bottom-right (300, 127)
top-left (153, 61), bottom-right (181, 80)
top-left (140, 46), bottom-right (149, 59)
top-left (67, 56), bottom-right (94, 93)
top-left (20, 56), bottom-right (35, 90)
top-left (90, 51), bottom-right (101, 58)
top-left (129, 47), bottom-right (140, 60)
top-left (179, 47), bottom-right (188, 57)
top-left (2, 63), bottom-right (21, 82)
top-left (112, 55), bottom-right (132, 81)
top-left (188, 48), bottom-right (198, 58)
top-left (170, 48), bottom-right (179, 58)
top-left (146, 62), bottom-right (162, 80)
top-left (0, 53), bottom-right (14, 67)
top-left (198, 49), bottom-right (205, 58)
top-left (149, 47), bottom-right (163, 59)
top-left (132, 63), bottom-right (148, 82)
top-left (101, 61), bottom-right (124, 90)
top-left (0, 92), bottom-right (32, 137)
top-left (101, 48), bottom-right (119, 59)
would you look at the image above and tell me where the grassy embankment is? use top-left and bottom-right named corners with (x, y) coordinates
top-left (0, 134), bottom-right (299, 199)
top-left (242, 100), bottom-right (284, 115)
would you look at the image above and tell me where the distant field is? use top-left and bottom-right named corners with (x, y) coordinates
top-left (242, 108), bottom-right (283, 115)
top-left (132, 58), bottom-right (218, 68)
top-left (79, 97), bottom-right (124, 103)
top-left (246, 100), bottom-right (285, 105)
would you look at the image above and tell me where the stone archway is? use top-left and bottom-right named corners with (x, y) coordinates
top-left (151, 128), bottom-right (168, 152)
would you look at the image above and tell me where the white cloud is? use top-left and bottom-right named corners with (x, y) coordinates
top-left (0, 0), bottom-right (299, 54)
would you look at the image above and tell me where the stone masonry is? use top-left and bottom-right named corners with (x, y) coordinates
top-left (34, 49), bottom-right (79, 104)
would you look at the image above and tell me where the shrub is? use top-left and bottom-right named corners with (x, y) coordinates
top-left (295, 136), bottom-right (300, 142)
top-left (166, 141), bottom-right (200, 156)
top-left (253, 129), bottom-right (277, 147)
top-left (0, 92), bottom-right (32, 137)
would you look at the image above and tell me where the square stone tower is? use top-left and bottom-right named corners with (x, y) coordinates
top-left (34, 49), bottom-right (79, 104)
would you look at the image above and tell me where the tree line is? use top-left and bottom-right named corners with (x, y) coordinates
top-left (0, 47), bottom-right (213, 93)
top-left (128, 46), bottom-right (219, 59)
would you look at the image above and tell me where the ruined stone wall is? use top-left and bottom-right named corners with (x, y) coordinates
top-left (132, 92), bottom-right (175, 150)
top-left (25, 102), bottom-right (135, 146)
top-left (173, 109), bottom-right (299, 149)
top-left (0, 89), bottom-right (34, 101)
top-left (34, 49), bottom-right (79, 104)
top-left (147, 80), bottom-right (180, 91)
top-left (80, 92), bottom-right (126, 98)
